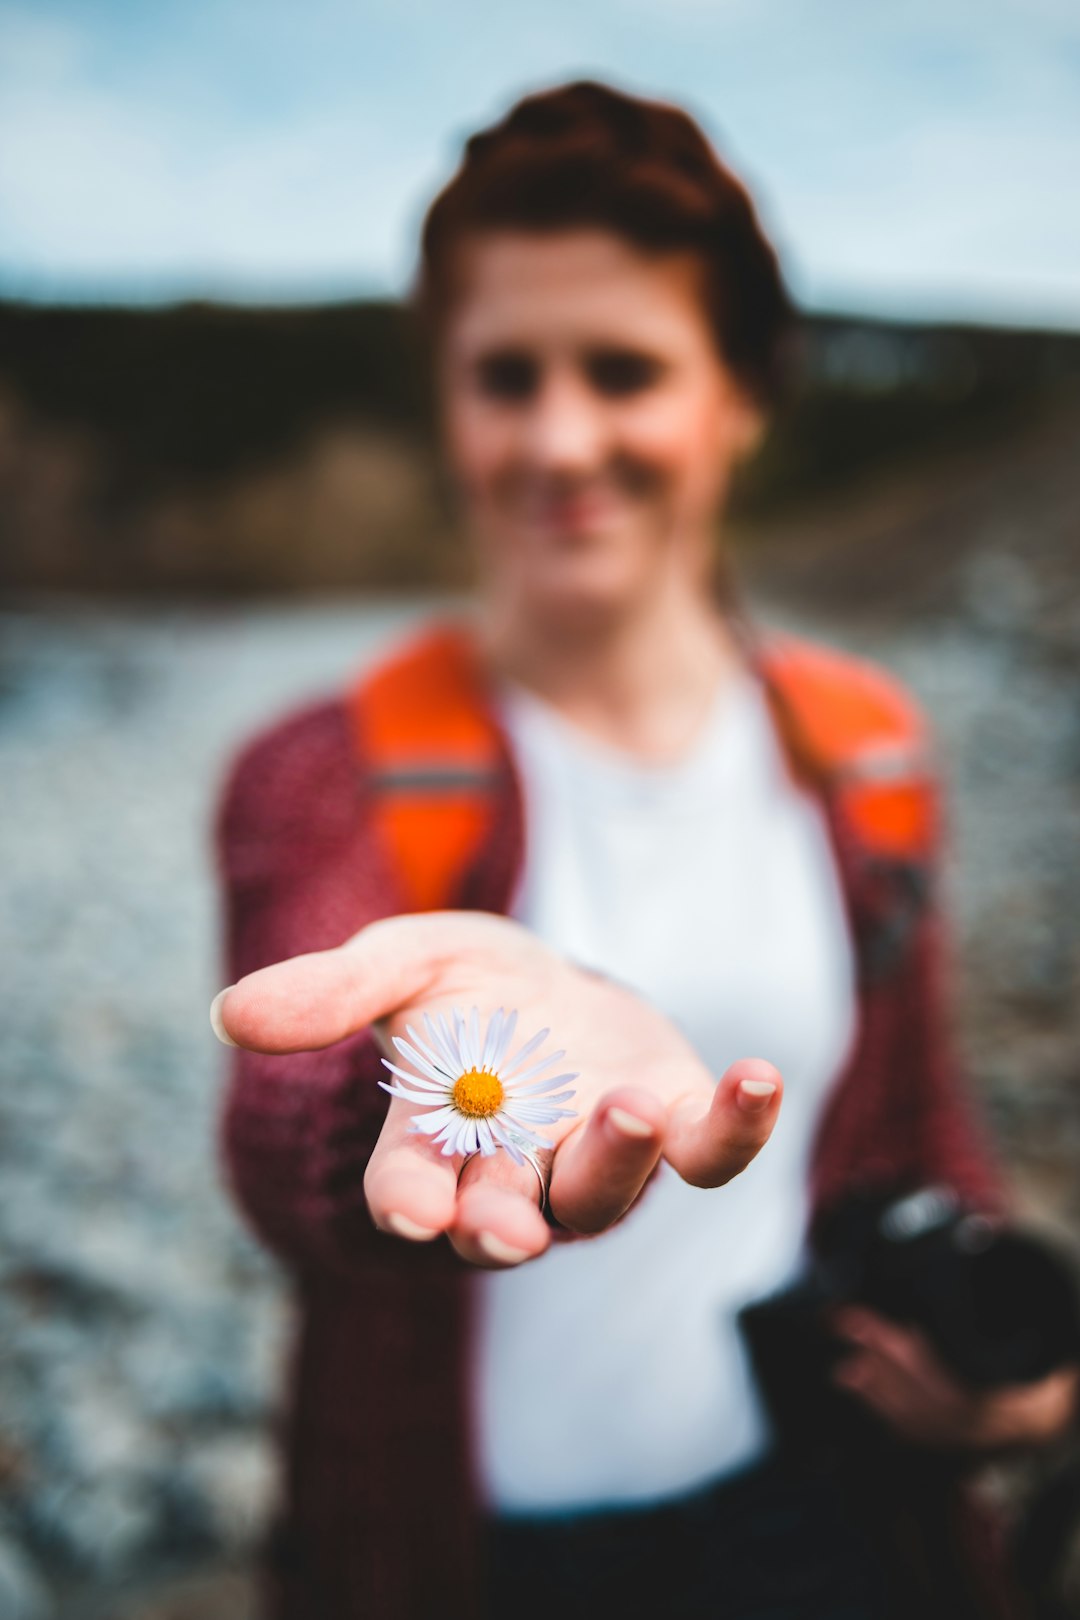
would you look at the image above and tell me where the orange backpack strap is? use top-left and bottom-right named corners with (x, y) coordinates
top-left (756, 631), bottom-right (940, 866)
top-left (346, 619), bottom-right (507, 911)
top-left (348, 618), bottom-right (937, 910)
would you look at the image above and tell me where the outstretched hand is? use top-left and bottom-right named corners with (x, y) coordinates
top-left (210, 911), bottom-right (782, 1269)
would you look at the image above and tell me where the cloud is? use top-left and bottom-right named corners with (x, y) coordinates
top-left (0, 6), bottom-right (429, 296)
top-left (0, 0), bottom-right (1077, 322)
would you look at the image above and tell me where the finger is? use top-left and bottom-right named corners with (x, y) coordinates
top-left (363, 1100), bottom-right (461, 1241)
top-left (209, 914), bottom-right (453, 1052)
top-left (547, 1087), bottom-right (666, 1234)
top-left (991, 1367), bottom-right (1080, 1446)
top-left (831, 1307), bottom-right (902, 1351)
top-left (663, 1058), bottom-right (782, 1188)
top-left (835, 1313), bottom-right (940, 1382)
top-left (834, 1337), bottom-right (945, 1436)
top-left (834, 1342), bottom-right (919, 1405)
top-left (832, 1346), bottom-right (872, 1395)
top-left (832, 1310), bottom-right (973, 1424)
top-left (833, 1350), bottom-right (911, 1426)
top-left (830, 1305), bottom-right (884, 1341)
top-left (451, 1148), bottom-right (552, 1268)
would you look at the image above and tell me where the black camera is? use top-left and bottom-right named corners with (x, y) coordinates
top-left (740, 1183), bottom-right (1080, 1455)
top-left (739, 1184), bottom-right (1080, 1619)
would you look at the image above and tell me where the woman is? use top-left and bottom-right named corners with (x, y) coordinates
top-left (209, 79), bottom-right (1076, 1620)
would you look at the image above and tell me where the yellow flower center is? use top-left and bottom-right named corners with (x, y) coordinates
top-left (452, 1069), bottom-right (505, 1118)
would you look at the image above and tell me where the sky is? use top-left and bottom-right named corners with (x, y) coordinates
top-left (1, 0), bottom-right (1078, 326)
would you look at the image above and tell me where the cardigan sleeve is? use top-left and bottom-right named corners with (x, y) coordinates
top-left (891, 788), bottom-right (1010, 1216)
top-left (810, 715), bottom-right (1012, 1226)
top-left (857, 680), bottom-right (1011, 1214)
top-left (212, 694), bottom-right (419, 1279)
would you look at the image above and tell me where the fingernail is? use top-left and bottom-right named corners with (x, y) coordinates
top-left (736, 1078), bottom-right (777, 1112)
top-left (607, 1107), bottom-right (655, 1140)
top-left (476, 1232), bottom-right (531, 1266)
top-left (384, 1213), bottom-right (441, 1241)
top-left (210, 987), bottom-right (239, 1047)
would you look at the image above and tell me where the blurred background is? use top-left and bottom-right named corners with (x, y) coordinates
top-left (1, 1), bottom-right (1078, 1615)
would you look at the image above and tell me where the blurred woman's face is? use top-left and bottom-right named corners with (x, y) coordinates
top-left (434, 227), bottom-right (763, 631)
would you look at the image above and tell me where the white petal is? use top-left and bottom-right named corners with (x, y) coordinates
top-left (437, 1112), bottom-right (463, 1154)
top-left (494, 1114), bottom-right (552, 1150)
top-left (453, 1007), bottom-right (472, 1068)
top-left (441, 1114), bottom-right (472, 1157)
top-left (506, 1072), bottom-right (579, 1098)
top-left (425, 1011), bottom-right (463, 1075)
top-left (468, 1006), bottom-right (482, 1071)
top-left (378, 1079), bottom-right (449, 1107)
top-left (390, 1035), bottom-right (449, 1085)
top-left (407, 1104), bottom-right (460, 1135)
top-left (481, 1007), bottom-right (504, 1071)
top-left (476, 1117), bottom-right (497, 1155)
top-left (437, 1009), bottom-right (464, 1067)
top-left (503, 1025), bottom-right (550, 1075)
top-left (503, 1050), bottom-right (565, 1085)
top-left (492, 1008), bottom-right (518, 1071)
top-left (489, 1120), bottom-right (527, 1165)
top-left (504, 1128), bottom-right (559, 1151)
top-left (379, 1059), bottom-right (448, 1092)
top-left (403, 1024), bottom-right (457, 1080)
top-left (506, 1101), bottom-right (577, 1123)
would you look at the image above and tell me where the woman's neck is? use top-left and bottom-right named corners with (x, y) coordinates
top-left (477, 574), bottom-right (746, 765)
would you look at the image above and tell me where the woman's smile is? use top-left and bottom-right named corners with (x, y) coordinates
top-left (520, 483), bottom-right (628, 537)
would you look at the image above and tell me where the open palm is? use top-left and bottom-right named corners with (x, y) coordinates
top-left (210, 910), bottom-right (782, 1268)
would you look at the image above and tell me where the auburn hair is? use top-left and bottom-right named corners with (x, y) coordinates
top-left (411, 78), bottom-right (797, 411)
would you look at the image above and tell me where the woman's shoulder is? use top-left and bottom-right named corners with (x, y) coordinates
top-left (756, 626), bottom-right (932, 761)
top-left (216, 615), bottom-right (474, 817)
top-left (222, 688), bottom-right (353, 790)
top-left (213, 688), bottom-right (357, 853)
top-left (755, 627), bottom-right (944, 870)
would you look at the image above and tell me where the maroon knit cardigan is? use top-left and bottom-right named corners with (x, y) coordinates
top-left (212, 623), bottom-right (1009, 1620)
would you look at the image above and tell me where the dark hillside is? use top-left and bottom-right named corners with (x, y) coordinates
top-left (1, 297), bottom-right (1078, 596)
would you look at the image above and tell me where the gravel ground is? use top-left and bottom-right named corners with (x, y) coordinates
top-left (0, 596), bottom-right (440, 1616)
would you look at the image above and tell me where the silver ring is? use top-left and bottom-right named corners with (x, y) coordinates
top-left (460, 1141), bottom-right (553, 1210)
top-left (518, 1146), bottom-right (552, 1211)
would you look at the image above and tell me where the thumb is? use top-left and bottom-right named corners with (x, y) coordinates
top-left (209, 913), bottom-right (445, 1053)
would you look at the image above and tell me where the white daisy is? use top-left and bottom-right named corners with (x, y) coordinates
top-left (377, 1005), bottom-right (578, 1164)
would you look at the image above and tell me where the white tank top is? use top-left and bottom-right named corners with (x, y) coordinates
top-left (470, 663), bottom-right (859, 1514)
